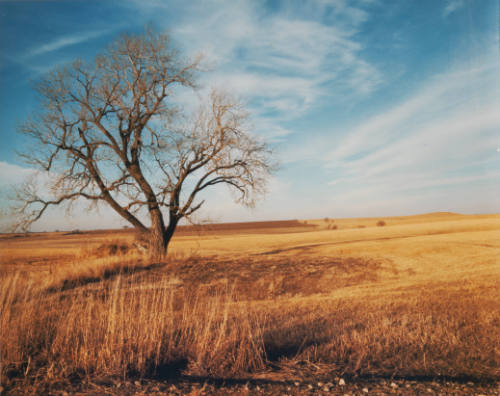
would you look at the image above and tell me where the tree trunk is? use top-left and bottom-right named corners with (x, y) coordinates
top-left (148, 210), bottom-right (179, 261)
top-left (149, 209), bottom-right (167, 261)
top-left (149, 227), bottom-right (167, 261)
top-left (163, 214), bottom-right (178, 256)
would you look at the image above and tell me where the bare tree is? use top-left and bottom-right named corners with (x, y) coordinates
top-left (15, 29), bottom-right (274, 258)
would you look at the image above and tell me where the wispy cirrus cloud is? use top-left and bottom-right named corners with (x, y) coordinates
top-left (138, 0), bottom-right (382, 139)
top-left (176, 0), bottom-right (381, 93)
top-left (320, 58), bottom-right (500, 215)
top-left (1, 29), bottom-right (115, 76)
top-left (25, 29), bottom-right (110, 58)
top-left (327, 61), bottom-right (500, 165)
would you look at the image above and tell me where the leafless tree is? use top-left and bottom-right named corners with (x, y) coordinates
top-left (15, 29), bottom-right (274, 258)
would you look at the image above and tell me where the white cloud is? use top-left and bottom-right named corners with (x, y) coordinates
top-left (349, 105), bottom-right (499, 177)
top-left (119, 0), bottom-right (382, 149)
top-left (25, 30), bottom-right (110, 58)
top-left (329, 61), bottom-right (500, 163)
top-left (321, 58), bottom-right (500, 215)
top-left (2, 28), bottom-right (116, 77)
top-left (195, 174), bottom-right (294, 223)
top-left (0, 161), bottom-right (34, 186)
top-left (443, 0), bottom-right (465, 17)
top-left (166, 0), bottom-right (381, 140)
top-left (0, 162), bottom-right (130, 232)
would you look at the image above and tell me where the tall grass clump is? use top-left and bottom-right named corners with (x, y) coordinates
top-left (0, 272), bottom-right (266, 389)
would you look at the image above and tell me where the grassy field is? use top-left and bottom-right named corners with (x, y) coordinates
top-left (1, 212), bottom-right (499, 393)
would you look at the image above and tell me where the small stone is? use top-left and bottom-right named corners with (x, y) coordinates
top-left (256, 385), bottom-right (261, 391)
top-left (405, 384), bottom-right (411, 388)
top-left (467, 382), bottom-right (474, 386)
top-left (308, 384), bottom-right (313, 390)
top-left (287, 386), bottom-right (291, 391)
top-left (427, 388), bottom-right (433, 393)
top-left (339, 378), bottom-right (346, 386)
top-left (362, 387), bottom-right (369, 393)
top-left (390, 382), bottom-right (398, 388)
top-left (294, 381), bottom-right (300, 386)
top-left (134, 380), bottom-right (141, 386)
top-left (326, 382), bottom-right (334, 387)
top-left (317, 382), bottom-right (323, 387)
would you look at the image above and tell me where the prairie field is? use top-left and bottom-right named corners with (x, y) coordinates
top-left (1, 212), bottom-right (500, 395)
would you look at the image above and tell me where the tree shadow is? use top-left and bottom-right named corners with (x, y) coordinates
top-left (44, 261), bottom-right (166, 294)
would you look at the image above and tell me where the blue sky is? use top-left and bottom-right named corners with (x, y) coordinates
top-left (0, 0), bottom-right (499, 231)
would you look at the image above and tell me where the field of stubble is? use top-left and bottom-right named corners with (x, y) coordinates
top-left (1, 213), bottom-right (499, 395)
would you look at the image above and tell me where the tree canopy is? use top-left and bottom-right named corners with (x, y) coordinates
top-left (15, 29), bottom-right (274, 257)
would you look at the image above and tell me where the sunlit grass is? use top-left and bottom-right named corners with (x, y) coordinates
top-left (1, 213), bottom-right (499, 393)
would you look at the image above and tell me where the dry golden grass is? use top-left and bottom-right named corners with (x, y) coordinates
top-left (1, 213), bottom-right (499, 393)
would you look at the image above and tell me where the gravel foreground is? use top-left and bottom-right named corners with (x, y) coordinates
top-left (6, 377), bottom-right (499, 395)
